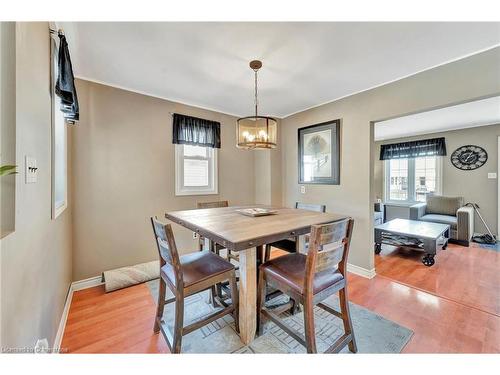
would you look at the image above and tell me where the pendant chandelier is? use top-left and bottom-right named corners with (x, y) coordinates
top-left (237, 60), bottom-right (277, 149)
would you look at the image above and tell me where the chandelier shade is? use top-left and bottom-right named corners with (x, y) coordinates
top-left (237, 115), bottom-right (277, 149)
top-left (236, 60), bottom-right (278, 150)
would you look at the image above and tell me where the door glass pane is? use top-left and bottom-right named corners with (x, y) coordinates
top-left (389, 159), bottom-right (408, 200)
top-left (415, 156), bottom-right (437, 202)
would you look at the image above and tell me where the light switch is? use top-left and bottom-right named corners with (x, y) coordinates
top-left (488, 172), bottom-right (497, 179)
top-left (25, 156), bottom-right (38, 184)
top-left (300, 185), bottom-right (306, 194)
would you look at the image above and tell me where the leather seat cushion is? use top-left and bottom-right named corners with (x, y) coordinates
top-left (261, 253), bottom-right (345, 295)
top-left (161, 251), bottom-right (234, 288)
top-left (419, 214), bottom-right (457, 229)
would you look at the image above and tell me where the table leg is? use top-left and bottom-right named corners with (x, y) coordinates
top-left (374, 229), bottom-right (382, 254)
top-left (238, 246), bottom-right (257, 345)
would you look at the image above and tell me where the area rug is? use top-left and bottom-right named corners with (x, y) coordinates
top-left (146, 279), bottom-right (413, 353)
top-left (475, 241), bottom-right (500, 252)
top-left (102, 260), bottom-right (159, 292)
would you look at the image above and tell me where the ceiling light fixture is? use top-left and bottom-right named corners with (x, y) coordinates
top-left (236, 60), bottom-right (277, 149)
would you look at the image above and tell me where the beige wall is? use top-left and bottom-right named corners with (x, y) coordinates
top-left (72, 80), bottom-right (260, 280)
top-left (1, 22), bottom-right (16, 237)
top-left (373, 123), bottom-right (500, 234)
top-left (253, 120), bottom-right (282, 206)
top-left (281, 47), bottom-right (500, 271)
top-left (1, 22), bottom-right (73, 348)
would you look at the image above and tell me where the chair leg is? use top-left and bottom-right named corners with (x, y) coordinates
top-left (172, 295), bottom-right (184, 354)
top-left (339, 287), bottom-right (357, 353)
top-left (289, 298), bottom-right (301, 315)
top-left (210, 285), bottom-right (218, 308)
top-left (303, 299), bottom-right (317, 353)
top-left (154, 278), bottom-right (166, 333)
top-left (229, 271), bottom-right (240, 333)
top-left (264, 244), bottom-right (271, 262)
top-left (256, 270), bottom-right (267, 336)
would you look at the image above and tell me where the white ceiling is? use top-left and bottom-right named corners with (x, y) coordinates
top-left (60, 22), bottom-right (500, 118)
top-left (374, 96), bottom-right (500, 141)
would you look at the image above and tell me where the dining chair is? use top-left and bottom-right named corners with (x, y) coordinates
top-left (257, 218), bottom-right (357, 354)
top-left (264, 202), bottom-right (326, 261)
top-left (197, 200), bottom-right (230, 254)
top-left (196, 200), bottom-right (240, 303)
top-left (151, 216), bottom-right (239, 353)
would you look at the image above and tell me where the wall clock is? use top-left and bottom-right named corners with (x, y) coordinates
top-left (450, 145), bottom-right (488, 170)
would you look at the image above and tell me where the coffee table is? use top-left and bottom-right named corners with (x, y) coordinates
top-left (374, 218), bottom-right (450, 266)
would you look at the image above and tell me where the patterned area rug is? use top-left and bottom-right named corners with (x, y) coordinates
top-left (146, 279), bottom-right (413, 353)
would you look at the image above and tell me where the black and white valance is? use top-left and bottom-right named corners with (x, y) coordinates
top-left (55, 33), bottom-right (79, 123)
top-left (380, 137), bottom-right (446, 160)
top-left (172, 113), bottom-right (221, 148)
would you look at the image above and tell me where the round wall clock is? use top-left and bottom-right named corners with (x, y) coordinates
top-left (450, 145), bottom-right (488, 170)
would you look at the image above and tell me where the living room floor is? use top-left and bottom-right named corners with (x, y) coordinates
top-left (60, 244), bottom-right (500, 354)
top-left (375, 242), bottom-right (500, 316)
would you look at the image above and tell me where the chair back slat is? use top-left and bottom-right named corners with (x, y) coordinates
top-left (197, 200), bottom-right (229, 209)
top-left (305, 218), bottom-right (354, 292)
top-left (315, 241), bottom-right (345, 273)
top-left (295, 202), bottom-right (326, 213)
top-left (151, 217), bottom-right (181, 277)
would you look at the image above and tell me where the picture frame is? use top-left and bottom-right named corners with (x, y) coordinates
top-left (298, 119), bottom-right (340, 185)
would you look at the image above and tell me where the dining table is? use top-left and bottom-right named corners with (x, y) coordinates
top-left (165, 205), bottom-right (348, 345)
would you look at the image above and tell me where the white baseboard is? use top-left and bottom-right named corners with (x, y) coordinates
top-left (53, 275), bottom-right (103, 352)
top-left (71, 275), bottom-right (103, 291)
top-left (347, 263), bottom-right (376, 279)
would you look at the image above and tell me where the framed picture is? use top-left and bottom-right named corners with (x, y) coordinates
top-left (298, 119), bottom-right (340, 185)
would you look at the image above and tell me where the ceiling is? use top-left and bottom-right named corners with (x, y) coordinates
top-left (60, 22), bottom-right (500, 118)
top-left (374, 96), bottom-right (500, 141)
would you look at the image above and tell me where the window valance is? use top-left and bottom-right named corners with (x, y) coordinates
top-left (172, 113), bottom-right (221, 149)
top-left (380, 137), bottom-right (446, 160)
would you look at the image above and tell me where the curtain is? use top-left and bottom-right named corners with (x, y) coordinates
top-left (55, 34), bottom-right (79, 123)
top-left (380, 137), bottom-right (446, 160)
top-left (172, 113), bottom-right (221, 148)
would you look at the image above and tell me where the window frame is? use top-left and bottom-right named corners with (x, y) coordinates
top-left (175, 144), bottom-right (218, 196)
top-left (383, 156), bottom-right (442, 205)
top-left (50, 30), bottom-right (68, 219)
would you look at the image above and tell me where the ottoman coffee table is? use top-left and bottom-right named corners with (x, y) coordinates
top-left (374, 218), bottom-right (450, 266)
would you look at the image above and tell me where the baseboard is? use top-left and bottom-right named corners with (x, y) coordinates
top-left (53, 275), bottom-right (103, 352)
top-left (53, 284), bottom-right (72, 352)
top-left (347, 263), bottom-right (376, 279)
top-left (71, 275), bottom-right (103, 291)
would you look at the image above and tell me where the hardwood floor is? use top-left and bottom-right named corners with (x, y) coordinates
top-left (61, 242), bottom-right (500, 353)
top-left (375, 242), bottom-right (500, 316)
top-left (61, 283), bottom-right (168, 353)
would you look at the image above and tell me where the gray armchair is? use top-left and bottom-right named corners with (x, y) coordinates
top-left (410, 195), bottom-right (474, 245)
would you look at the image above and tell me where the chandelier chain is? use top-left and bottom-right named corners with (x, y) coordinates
top-left (254, 69), bottom-right (258, 117)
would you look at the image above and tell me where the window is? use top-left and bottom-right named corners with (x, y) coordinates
top-left (385, 156), bottom-right (441, 203)
top-left (50, 32), bottom-right (68, 219)
top-left (175, 144), bottom-right (218, 196)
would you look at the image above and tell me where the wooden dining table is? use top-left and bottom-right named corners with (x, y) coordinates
top-left (165, 205), bottom-right (348, 345)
